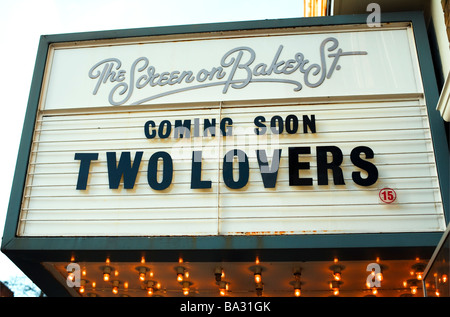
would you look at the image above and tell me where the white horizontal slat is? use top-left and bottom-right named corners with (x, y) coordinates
top-left (220, 215), bottom-right (445, 235)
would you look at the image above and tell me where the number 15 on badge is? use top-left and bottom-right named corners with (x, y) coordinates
top-left (379, 188), bottom-right (397, 204)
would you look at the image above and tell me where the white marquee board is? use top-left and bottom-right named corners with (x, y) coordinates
top-left (17, 23), bottom-right (445, 236)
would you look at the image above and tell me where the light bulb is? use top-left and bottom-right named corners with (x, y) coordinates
top-left (176, 266), bottom-right (185, 282)
top-left (293, 280), bottom-right (302, 297)
top-left (103, 266), bottom-right (112, 282)
top-left (377, 273), bottom-right (383, 282)
top-left (410, 286), bottom-right (418, 295)
top-left (219, 281), bottom-right (228, 296)
top-left (139, 272), bottom-right (146, 281)
top-left (443, 274), bottom-right (448, 283)
top-left (330, 280), bottom-right (340, 296)
top-left (254, 266), bottom-right (262, 283)
top-left (333, 272), bottom-right (341, 281)
top-left (182, 281), bottom-right (191, 296)
top-left (112, 280), bottom-right (120, 295)
top-left (147, 287), bottom-right (154, 296)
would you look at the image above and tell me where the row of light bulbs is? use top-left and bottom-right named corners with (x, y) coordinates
top-left (69, 257), bottom-right (438, 297)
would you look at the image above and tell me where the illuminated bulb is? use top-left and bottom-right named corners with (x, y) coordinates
top-left (219, 281), bottom-right (228, 296)
top-left (254, 266), bottom-right (262, 283)
top-left (112, 280), bottom-right (120, 295)
top-left (103, 266), bottom-right (112, 282)
top-left (124, 282), bottom-right (128, 289)
top-left (79, 280), bottom-right (86, 294)
top-left (442, 274), bottom-right (448, 283)
top-left (410, 286), bottom-right (417, 295)
top-left (403, 280), bottom-right (408, 288)
top-left (416, 272), bottom-right (423, 280)
top-left (330, 280), bottom-right (340, 296)
top-left (435, 290), bottom-right (440, 297)
top-left (333, 272), bottom-right (341, 281)
top-left (293, 281), bottom-right (302, 297)
top-left (139, 270), bottom-right (146, 281)
top-left (330, 264), bottom-right (343, 283)
top-left (371, 288), bottom-right (378, 295)
top-left (147, 281), bottom-right (158, 296)
top-left (377, 273), bottom-right (383, 282)
top-left (176, 266), bottom-right (185, 282)
top-left (67, 272), bottom-right (75, 282)
top-left (182, 281), bottom-right (191, 296)
top-left (92, 282), bottom-right (96, 288)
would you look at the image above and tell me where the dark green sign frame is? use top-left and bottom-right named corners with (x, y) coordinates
top-left (2, 11), bottom-right (449, 296)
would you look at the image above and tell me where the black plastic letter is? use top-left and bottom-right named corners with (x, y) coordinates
top-left (147, 151), bottom-right (173, 190)
top-left (288, 147), bottom-right (312, 186)
top-left (191, 151), bottom-right (212, 189)
top-left (107, 152), bottom-right (143, 189)
top-left (351, 146), bottom-right (378, 186)
top-left (223, 149), bottom-right (249, 189)
top-left (316, 146), bottom-right (345, 185)
top-left (74, 153), bottom-right (98, 190)
top-left (256, 149), bottom-right (282, 188)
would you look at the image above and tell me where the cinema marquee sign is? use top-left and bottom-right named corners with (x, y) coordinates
top-left (17, 23), bottom-right (446, 237)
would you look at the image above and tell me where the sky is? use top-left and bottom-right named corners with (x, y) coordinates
top-left (0, 0), bottom-right (304, 292)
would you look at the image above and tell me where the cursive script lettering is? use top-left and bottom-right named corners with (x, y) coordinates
top-left (88, 37), bottom-right (367, 106)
